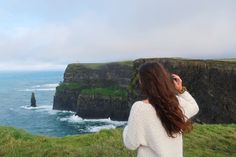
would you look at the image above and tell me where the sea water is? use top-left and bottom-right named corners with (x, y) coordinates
top-left (0, 71), bottom-right (126, 137)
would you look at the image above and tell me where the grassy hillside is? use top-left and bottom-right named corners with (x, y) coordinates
top-left (220, 58), bottom-right (236, 62)
top-left (0, 124), bottom-right (235, 157)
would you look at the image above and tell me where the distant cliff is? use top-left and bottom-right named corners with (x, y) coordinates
top-left (53, 62), bottom-right (133, 120)
top-left (53, 58), bottom-right (236, 123)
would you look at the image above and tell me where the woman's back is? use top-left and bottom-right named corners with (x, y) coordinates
top-left (123, 62), bottom-right (199, 157)
top-left (123, 91), bottom-right (199, 157)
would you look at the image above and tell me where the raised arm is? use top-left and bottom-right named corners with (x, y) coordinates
top-left (172, 74), bottom-right (199, 119)
top-left (177, 91), bottom-right (199, 119)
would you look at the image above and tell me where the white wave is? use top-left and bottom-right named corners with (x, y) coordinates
top-left (32, 83), bottom-right (59, 88)
top-left (18, 88), bottom-right (56, 91)
top-left (21, 105), bottom-right (76, 115)
top-left (21, 105), bottom-right (56, 115)
top-left (88, 125), bottom-right (116, 132)
top-left (59, 115), bottom-right (83, 123)
top-left (53, 110), bottom-right (75, 114)
top-left (47, 109), bottom-right (60, 115)
top-left (18, 83), bottom-right (59, 92)
top-left (21, 105), bottom-right (52, 110)
top-left (57, 114), bottom-right (119, 132)
top-left (58, 115), bottom-right (127, 126)
top-left (84, 117), bottom-right (127, 126)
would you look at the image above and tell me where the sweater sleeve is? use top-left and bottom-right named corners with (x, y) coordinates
top-left (177, 91), bottom-right (199, 119)
top-left (123, 102), bottom-right (147, 150)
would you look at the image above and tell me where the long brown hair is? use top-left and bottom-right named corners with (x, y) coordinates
top-left (138, 62), bottom-right (192, 138)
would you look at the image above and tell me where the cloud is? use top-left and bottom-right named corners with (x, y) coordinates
top-left (0, 0), bottom-right (235, 70)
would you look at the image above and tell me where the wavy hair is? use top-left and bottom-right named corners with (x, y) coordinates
top-left (138, 62), bottom-right (192, 138)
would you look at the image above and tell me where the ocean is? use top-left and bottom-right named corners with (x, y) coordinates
top-left (0, 71), bottom-right (126, 137)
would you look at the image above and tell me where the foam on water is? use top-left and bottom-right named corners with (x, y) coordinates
top-left (84, 117), bottom-right (127, 126)
top-left (21, 105), bottom-right (52, 110)
top-left (17, 83), bottom-right (59, 92)
top-left (20, 105), bottom-right (75, 115)
top-left (59, 115), bottom-right (83, 123)
top-left (19, 88), bottom-right (56, 91)
top-left (57, 114), bottom-right (127, 133)
top-left (88, 125), bottom-right (116, 132)
top-left (20, 105), bottom-right (126, 133)
top-left (58, 115), bottom-right (127, 125)
top-left (32, 83), bottom-right (59, 88)
top-left (0, 70), bottom-right (77, 136)
top-left (18, 77), bottom-right (127, 134)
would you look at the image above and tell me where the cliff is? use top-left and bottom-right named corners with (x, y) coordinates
top-left (133, 58), bottom-right (236, 123)
top-left (53, 58), bottom-right (236, 123)
top-left (53, 61), bottom-right (133, 120)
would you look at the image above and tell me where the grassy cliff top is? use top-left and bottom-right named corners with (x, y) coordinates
top-left (219, 58), bottom-right (236, 62)
top-left (80, 87), bottom-right (128, 97)
top-left (135, 57), bottom-right (236, 64)
top-left (133, 58), bottom-right (236, 70)
top-left (67, 60), bottom-right (133, 70)
top-left (56, 83), bottom-right (128, 97)
top-left (0, 124), bottom-right (235, 157)
top-left (66, 58), bottom-right (236, 72)
top-left (56, 82), bottom-right (81, 91)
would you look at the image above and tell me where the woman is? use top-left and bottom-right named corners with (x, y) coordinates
top-left (123, 62), bottom-right (199, 157)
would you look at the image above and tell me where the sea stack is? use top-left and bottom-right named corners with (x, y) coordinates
top-left (31, 92), bottom-right (36, 107)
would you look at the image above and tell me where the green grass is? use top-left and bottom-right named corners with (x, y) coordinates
top-left (0, 124), bottom-right (235, 157)
top-left (219, 58), bottom-right (236, 62)
top-left (82, 61), bottom-right (133, 70)
top-left (80, 87), bottom-right (128, 98)
top-left (55, 83), bottom-right (128, 98)
top-left (115, 60), bottom-right (133, 66)
top-left (56, 83), bottom-right (81, 91)
top-left (183, 124), bottom-right (236, 157)
top-left (82, 63), bottom-right (105, 70)
top-left (69, 61), bottom-right (133, 70)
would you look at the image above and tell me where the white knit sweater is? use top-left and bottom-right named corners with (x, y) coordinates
top-left (123, 91), bottom-right (199, 157)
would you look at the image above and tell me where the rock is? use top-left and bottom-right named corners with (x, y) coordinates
top-left (132, 58), bottom-right (236, 123)
top-left (53, 58), bottom-right (236, 124)
top-left (63, 62), bottom-right (133, 88)
top-left (53, 88), bottom-right (80, 111)
top-left (31, 92), bottom-right (36, 107)
top-left (53, 62), bottom-right (133, 113)
top-left (76, 94), bottom-right (129, 121)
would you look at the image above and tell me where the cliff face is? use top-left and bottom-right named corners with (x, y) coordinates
top-left (53, 62), bottom-right (133, 121)
top-left (133, 58), bottom-right (236, 123)
top-left (53, 58), bottom-right (236, 123)
top-left (76, 94), bottom-right (129, 121)
top-left (63, 62), bottom-right (132, 88)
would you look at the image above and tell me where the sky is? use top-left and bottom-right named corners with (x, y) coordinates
top-left (0, 0), bottom-right (235, 70)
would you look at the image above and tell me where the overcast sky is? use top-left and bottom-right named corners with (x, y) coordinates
top-left (0, 0), bottom-right (235, 70)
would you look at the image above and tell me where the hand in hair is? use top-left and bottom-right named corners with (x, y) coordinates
top-left (172, 74), bottom-right (183, 93)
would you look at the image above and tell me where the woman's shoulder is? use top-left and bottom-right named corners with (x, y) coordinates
top-left (131, 100), bottom-right (154, 113)
top-left (130, 101), bottom-right (159, 123)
